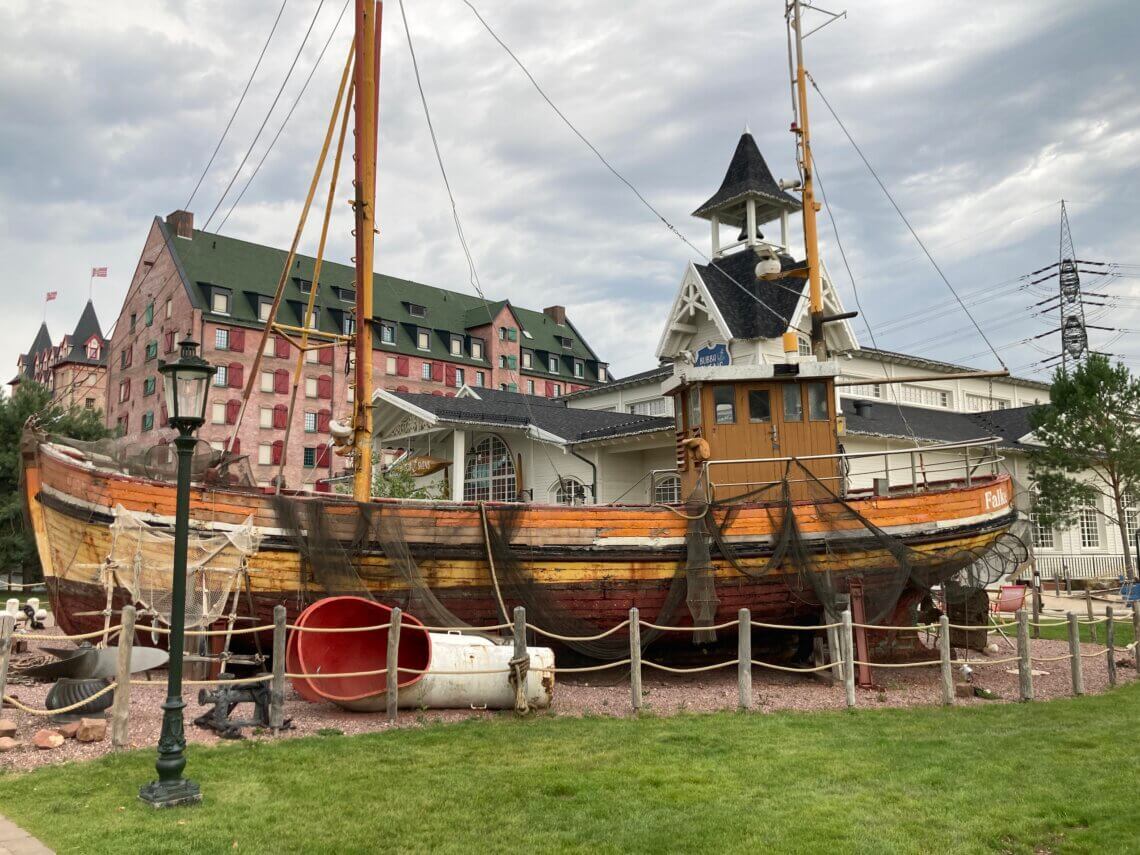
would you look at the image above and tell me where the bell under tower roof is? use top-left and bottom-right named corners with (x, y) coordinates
top-left (692, 130), bottom-right (801, 228)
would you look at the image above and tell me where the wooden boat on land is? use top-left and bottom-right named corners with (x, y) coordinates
top-left (21, 0), bottom-right (1021, 655)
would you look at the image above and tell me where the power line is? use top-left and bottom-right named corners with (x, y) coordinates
top-left (806, 73), bottom-right (1006, 369)
top-left (216, 0), bottom-right (351, 233)
top-left (202, 0), bottom-right (328, 232)
top-left (185, 0), bottom-right (290, 210)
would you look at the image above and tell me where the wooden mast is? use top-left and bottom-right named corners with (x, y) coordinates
top-left (790, 0), bottom-right (825, 360)
top-left (352, 0), bottom-right (381, 501)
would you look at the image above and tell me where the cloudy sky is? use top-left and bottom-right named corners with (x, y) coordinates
top-left (3, 0), bottom-right (1139, 384)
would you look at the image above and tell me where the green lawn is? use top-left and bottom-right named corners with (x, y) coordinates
top-left (2, 686), bottom-right (1139, 854)
top-left (1035, 614), bottom-right (1135, 647)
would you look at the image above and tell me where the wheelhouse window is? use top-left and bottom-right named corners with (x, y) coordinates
top-left (748, 390), bottom-right (771, 422)
top-left (654, 474), bottom-right (681, 505)
top-left (688, 386), bottom-right (701, 428)
top-left (713, 385), bottom-right (735, 424)
top-left (782, 383), bottom-right (803, 422)
top-left (807, 382), bottom-right (829, 421)
top-left (464, 435), bottom-right (517, 502)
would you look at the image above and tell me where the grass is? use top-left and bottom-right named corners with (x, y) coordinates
top-left (1033, 613), bottom-right (1135, 647)
top-left (2, 686), bottom-right (1139, 854)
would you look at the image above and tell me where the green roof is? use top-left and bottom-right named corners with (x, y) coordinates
top-left (161, 220), bottom-right (607, 378)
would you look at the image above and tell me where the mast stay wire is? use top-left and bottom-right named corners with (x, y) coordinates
top-left (396, 0), bottom-right (569, 489)
top-left (202, 0), bottom-right (329, 232)
top-left (185, 0), bottom-right (290, 211)
top-left (805, 72), bottom-right (1007, 370)
top-left (458, 0), bottom-right (811, 339)
top-left (216, 0), bottom-right (353, 233)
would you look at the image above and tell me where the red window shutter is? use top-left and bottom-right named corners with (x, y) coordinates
top-left (225, 399), bottom-right (239, 424)
top-left (125, 347), bottom-right (132, 367)
top-left (444, 364), bottom-right (457, 386)
top-left (160, 403), bottom-right (168, 426)
top-left (431, 362), bottom-right (443, 382)
top-left (317, 409), bottom-right (331, 432)
top-left (271, 440), bottom-right (283, 465)
top-left (273, 404), bottom-right (288, 429)
top-left (164, 331), bottom-right (175, 353)
top-left (396, 356), bottom-right (410, 377)
top-left (316, 445), bottom-right (330, 467)
top-left (274, 368), bottom-right (289, 394)
top-left (317, 375), bottom-right (332, 399)
top-left (230, 328), bottom-right (245, 352)
top-left (318, 346), bottom-right (333, 365)
top-left (124, 379), bottom-right (131, 400)
top-left (274, 336), bottom-right (290, 359)
top-left (231, 438), bottom-right (241, 455)
top-left (544, 381), bottom-right (554, 397)
top-left (228, 362), bottom-right (243, 388)
top-left (396, 385), bottom-right (409, 393)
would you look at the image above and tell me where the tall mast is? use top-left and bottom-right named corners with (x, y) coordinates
top-left (352, 0), bottom-right (381, 501)
top-left (789, 0), bottom-right (825, 359)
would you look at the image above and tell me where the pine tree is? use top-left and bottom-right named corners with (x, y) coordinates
top-left (1029, 354), bottom-right (1140, 580)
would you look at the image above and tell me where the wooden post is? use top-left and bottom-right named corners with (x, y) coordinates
top-left (0, 615), bottom-right (15, 712)
top-left (841, 609), bottom-right (856, 709)
top-left (737, 608), bottom-right (751, 710)
top-left (1132, 605), bottom-right (1140, 674)
top-left (386, 607), bottom-right (401, 723)
top-left (110, 605), bottom-right (137, 749)
top-left (1105, 605), bottom-right (1116, 688)
top-left (269, 605), bottom-right (287, 731)
top-left (1067, 612), bottom-right (1084, 696)
top-left (1031, 564), bottom-right (1041, 640)
top-left (512, 606), bottom-right (528, 714)
top-left (939, 615), bottom-right (953, 706)
top-left (1053, 573), bottom-right (1060, 596)
top-left (629, 607), bottom-right (642, 712)
top-left (1085, 589), bottom-right (1097, 644)
top-left (1016, 608), bottom-right (1033, 701)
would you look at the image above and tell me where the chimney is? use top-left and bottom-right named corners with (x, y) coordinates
top-left (166, 210), bottom-right (194, 239)
top-left (543, 305), bottom-right (566, 325)
top-left (852, 400), bottom-right (873, 418)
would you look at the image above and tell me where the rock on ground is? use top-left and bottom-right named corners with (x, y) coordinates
top-left (75, 718), bottom-right (106, 743)
top-left (0, 736), bottom-right (18, 752)
top-left (32, 729), bottom-right (64, 750)
top-left (0, 719), bottom-right (16, 739)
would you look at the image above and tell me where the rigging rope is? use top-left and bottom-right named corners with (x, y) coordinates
top-left (805, 72), bottom-right (1007, 369)
top-left (185, 0), bottom-right (290, 210)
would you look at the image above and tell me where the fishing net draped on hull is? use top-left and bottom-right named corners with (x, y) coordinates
top-left (49, 434), bottom-right (256, 488)
top-left (107, 504), bottom-right (260, 628)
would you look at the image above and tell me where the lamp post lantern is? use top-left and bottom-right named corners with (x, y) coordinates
top-left (139, 339), bottom-right (216, 808)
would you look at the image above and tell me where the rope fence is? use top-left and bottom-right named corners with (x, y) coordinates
top-left (1, 599), bottom-right (1136, 741)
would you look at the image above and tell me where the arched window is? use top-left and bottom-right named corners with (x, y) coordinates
top-left (550, 477), bottom-right (589, 506)
top-left (464, 435), bottom-right (517, 502)
top-left (653, 474), bottom-right (681, 505)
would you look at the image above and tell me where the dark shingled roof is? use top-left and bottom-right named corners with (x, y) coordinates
top-left (694, 250), bottom-right (807, 340)
top-left (58, 300), bottom-right (107, 367)
top-left (847, 347), bottom-right (1050, 391)
top-left (562, 362), bottom-right (673, 400)
top-left (393, 387), bottom-right (674, 444)
top-left (15, 323), bottom-right (54, 381)
top-left (841, 397), bottom-right (1037, 450)
top-left (692, 132), bottom-right (801, 224)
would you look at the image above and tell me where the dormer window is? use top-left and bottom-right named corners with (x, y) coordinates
top-left (450, 336), bottom-right (463, 356)
top-left (85, 339), bottom-right (101, 360)
top-left (211, 289), bottom-right (231, 315)
top-left (337, 287), bottom-right (356, 303)
top-left (521, 350), bottom-right (533, 369)
top-left (297, 279), bottom-right (313, 294)
top-left (408, 303), bottom-right (427, 318)
top-left (548, 355), bottom-right (559, 374)
top-left (417, 328), bottom-right (431, 351)
top-left (598, 364), bottom-right (608, 382)
top-left (258, 299), bottom-right (273, 323)
top-left (797, 336), bottom-right (811, 356)
top-left (471, 339), bottom-right (484, 360)
top-left (573, 360), bottom-right (584, 379)
top-left (559, 336), bottom-right (574, 349)
top-left (380, 321), bottom-right (396, 345)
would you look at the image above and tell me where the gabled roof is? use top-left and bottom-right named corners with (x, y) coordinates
top-left (58, 300), bottom-right (107, 367)
top-left (16, 323), bottom-right (54, 380)
top-left (381, 387), bottom-right (673, 444)
top-left (841, 397), bottom-right (1038, 450)
top-left (158, 218), bottom-right (606, 381)
top-left (693, 250), bottom-right (807, 340)
top-left (692, 131), bottom-right (801, 225)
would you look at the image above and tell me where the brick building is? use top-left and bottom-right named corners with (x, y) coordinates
top-left (105, 210), bottom-right (609, 489)
top-left (10, 300), bottom-right (109, 413)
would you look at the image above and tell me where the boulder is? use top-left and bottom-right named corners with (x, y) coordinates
top-left (76, 717), bottom-right (107, 743)
top-left (0, 736), bottom-right (18, 752)
top-left (954, 682), bottom-right (974, 698)
top-left (57, 721), bottom-right (81, 739)
top-left (0, 719), bottom-right (16, 739)
top-left (33, 729), bottom-right (65, 750)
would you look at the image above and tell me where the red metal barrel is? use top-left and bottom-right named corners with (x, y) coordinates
top-left (291, 596), bottom-right (431, 703)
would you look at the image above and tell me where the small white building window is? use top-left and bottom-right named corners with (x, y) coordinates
top-left (211, 290), bottom-right (230, 315)
top-left (417, 328), bottom-right (431, 351)
top-left (1030, 514), bottom-right (1054, 550)
top-left (1079, 506), bottom-right (1101, 549)
top-left (548, 355), bottom-right (559, 374)
top-left (215, 328), bottom-right (230, 350)
top-left (551, 477), bottom-right (589, 506)
top-left (653, 475), bottom-right (681, 505)
top-left (258, 443), bottom-right (273, 465)
top-left (259, 407), bottom-right (273, 429)
top-left (211, 402), bottom-right (227, 425)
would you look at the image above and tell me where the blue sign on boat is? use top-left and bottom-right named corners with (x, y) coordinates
top-left (695, 343), bottom-right (730, 367)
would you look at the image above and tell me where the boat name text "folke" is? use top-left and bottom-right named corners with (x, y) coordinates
top-left (984, 486), bottom-right (1009, 511)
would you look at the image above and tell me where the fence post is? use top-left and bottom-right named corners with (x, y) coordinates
top-left (111, 605), bottom-right (137, 749)
top-left (1067, 612), bottom-right (1084, 696)
top-left (1085, 589), bottom-right (1097, 644)
top-left (1105, 606), bottom-right (1116, 688)
top-left (1133, 605), bottom-right (1140, 674)
top-left (629, 607), bottom-right (642, 712)
top-left (269, 605), bottom-right (287, 731)
top-left (386, 607), bottom-right (401, 723)
top-left (841, 609), bottom-right (856, 709)
top-left (0, 615), bottom-right (13, 710)
top-left (939, 615), bottom-right (953, 706)
top-left (1016, 608), bottom-right (1033, 701)
top-left (512, 606), bottom-right (528, 714)
top-left (1031, 562), bottom-right (1041, 640)
top-left (737, 608), bottom-right (751, 710)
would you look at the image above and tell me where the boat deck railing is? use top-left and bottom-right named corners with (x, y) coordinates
top-left (697, 436), bottom-right (1004, 503)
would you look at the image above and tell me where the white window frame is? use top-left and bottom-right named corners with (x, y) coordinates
top-left (422, 362), bottom-right (433, 381)
top-left (215, 328), bottom-right (230, 351)
top-left (653, 474), bottom-right (681, 505)
top-left (304, 412), bottom-right (317, 433)
top-left (258, 300), bottom-right (272, 323)
top-left (211, 291), bottom-right (230, 315)
top-left (304, 377), bottom-right (318, 398)
top-left (214, 365), bottom-right (228, 387)
top-left (381, 322), bottom-right (396, 345)
top-left (471, 339), bottom-right (484, 360)
top-left (257, 443), bottom-right (273, 465)
top-left (417, 328), bottom-right (431, 351)
top-left (548, 355), bottom-right (559, 374)
top-left (260, 371), bottom-right (274, 392)
top-left (1079, 506), bottom-right (1101, 549)
top-left (211, 402), bottom-right (227, 425)
top-left (451, 337), bottom-right (463, 356)
top-left (259, 407), bottom-right (274, 429)
top-left (455, 368), bottom-right (465, 387)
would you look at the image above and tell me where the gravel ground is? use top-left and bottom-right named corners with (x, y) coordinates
top-left (2, 626), bottom-right (1135, 773)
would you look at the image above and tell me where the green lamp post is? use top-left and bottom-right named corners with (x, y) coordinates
top-left (139, 339), bottom-right (216, 808)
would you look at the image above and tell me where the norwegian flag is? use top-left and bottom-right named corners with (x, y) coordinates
top-left (91, 267), bottom-right (108, 278)
top-left (45, 291), bottom-right (58, 302)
